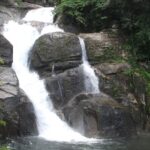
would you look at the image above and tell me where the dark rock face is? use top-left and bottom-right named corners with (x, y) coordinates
top-left (63, 93), bottom-right (137, 137)
top-left (29, 32), bottom-right (82, 76)
top-left (45, 67), bottom-right (85, 108)
top-left (0, 67), bottom-right (37, 138)
top-left (17, 90), bottom-right (38, 136)
top-left (0, 34), bottom-right (13, 66)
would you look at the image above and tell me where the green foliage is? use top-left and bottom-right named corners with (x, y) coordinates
top-left (0, 120), bottom-right (6, 127)
top-left (109, 0), bottom-right (150, 60)
top-left (55, 0), bottom-right (150, 60)
top-left (55, 0), bottom-right (109, 30)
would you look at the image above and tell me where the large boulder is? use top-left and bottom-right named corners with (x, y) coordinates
top-left (0, 67), bottom-right (37, 138)
top-left (29, 32), bottom-right (82, 76)
top-left (62, 93), bottom-right (138, 138)
top-left (0, 34), bottom-right (13, 66)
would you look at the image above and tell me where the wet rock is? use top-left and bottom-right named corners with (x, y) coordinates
top-left (29, 32), bottom-right (82, 75)
top-left (0, 34), bottom-right (13, 66)
top-left (45, 67), bottom-right (85, 108)
top-left (63, 93), bottom-right (138, 138)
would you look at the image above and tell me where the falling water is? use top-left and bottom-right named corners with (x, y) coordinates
top-left (2, 7), bottom-right (94, 142)
top-left (79, 37), bottom-right (100, 93)
top-left (51, 64), bottom-right (56, 77)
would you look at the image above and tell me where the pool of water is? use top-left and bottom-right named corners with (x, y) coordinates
top-left (1, 134), bottom-right (150, 150)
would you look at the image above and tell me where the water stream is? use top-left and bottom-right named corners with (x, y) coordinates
top-left (3, 7), bottom-right (94, 142)
top-left (79, 37), bottom-right (100, 93)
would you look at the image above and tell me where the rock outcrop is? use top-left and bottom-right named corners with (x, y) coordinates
top-left (29, 30), bottom-right (145, 138)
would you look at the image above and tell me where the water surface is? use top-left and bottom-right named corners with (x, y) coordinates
top-left (3, 134), bottom-right (150, 150)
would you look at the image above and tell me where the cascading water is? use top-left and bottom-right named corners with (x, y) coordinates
top-left (2, 7), bottom-right (94, 142)
top-left (79, 37), bottom-right (100, 94)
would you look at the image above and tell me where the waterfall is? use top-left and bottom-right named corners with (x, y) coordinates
top-left (79, 37), bottom-right (100, 94)
top-left (2, 7), bottom-right (94, 142)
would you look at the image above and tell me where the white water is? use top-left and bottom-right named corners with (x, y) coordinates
top-left (2, 7), bottom-right (94, 142)
top-left (79, 37), bottom-right (100, 93)
top-left (23, 7), bottom-right (54, 23)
